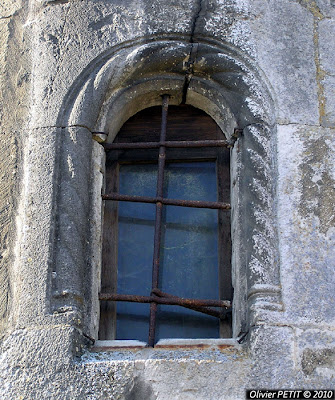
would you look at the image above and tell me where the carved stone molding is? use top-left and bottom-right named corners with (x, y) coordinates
top-left (50, 37), bottom-right (280, 337)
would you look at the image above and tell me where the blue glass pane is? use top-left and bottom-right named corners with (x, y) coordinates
top-left (116, 162), bottom-right (219, 341)
top-left (116, 164), bottom-right (156, 341)
top-left (157, 162), bottom-right (219, 339)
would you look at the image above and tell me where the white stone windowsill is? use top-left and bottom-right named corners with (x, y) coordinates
top-left (93, 338), bottom-right (239, 351)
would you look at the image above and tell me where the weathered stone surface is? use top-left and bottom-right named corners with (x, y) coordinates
top-left (249, 326), bottom-right (296, 387)
top-left (0, 326), bottom-right (133, 400)
top-left (277, 124), bottom-right (335, 325)
top-left (130, 346), bottom-right (249, 400)
top-left (319, 18), bottom-right (335, 73)
top-left (0, 330), bottom-right (249, 400)
top-left (320, 73), bottom-right (335, 127)
top-left (296, 328), bottom-right (335, 384)
top-left (250, 0), bottom-right (319, 125)
top-left (13, 128), bottom-right (61, 328)
top-left (0, 130), bottom-right (18, 338)
top-left (0, 4), bottom-right (30, 339)
top-left (0, 0), bottom-right (23, 18)
top-left (1, 0), bottom-right (335, 398)
top-left (27, 0), bottom-right (198, 128)
top-left (194, 0), bottom-right (254, 55)
top-left (314, 0), bottom-right (335, 16)
top-left (0, 20), bottom-right (13, 339)
top-left (318, 18), bottom-right (335, 127)
top-left (28, 0), bottom-right (323, 128)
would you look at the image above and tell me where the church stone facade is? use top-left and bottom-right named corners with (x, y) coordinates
top-left (0, 0), bottom-right (334, 399)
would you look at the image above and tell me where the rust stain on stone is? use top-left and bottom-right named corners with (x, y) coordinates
top-left (91, 345), bottom-right (145, 352)
top-left (154, 343), bottom-right (212, 350)
top-left (217, 344), bottom-right (234, 351)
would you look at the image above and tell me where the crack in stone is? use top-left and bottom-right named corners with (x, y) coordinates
top-left (181, 42), bottom-right (198, 104)
top-left (190, 0), bottom-right (202, 44)
top-left (312, 18), bottom-right (327, 126)
top-left (30, 124), bottom-right (92, 131)
top-left (181, 0), bottom-right (203, 104)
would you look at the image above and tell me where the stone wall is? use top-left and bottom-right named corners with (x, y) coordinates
top-left (0, 0), bottom-right (29, 338)
top-left (0, 1), bottom-right (334, 399)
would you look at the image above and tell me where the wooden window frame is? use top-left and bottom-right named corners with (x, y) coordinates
top-left (99, 96), bottom-right (233, 346)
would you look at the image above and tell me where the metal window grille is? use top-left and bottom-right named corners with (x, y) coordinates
top-left (99, 95), bottom-right (233, 347)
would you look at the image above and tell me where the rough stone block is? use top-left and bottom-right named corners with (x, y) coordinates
top-left (0, 327), bottom-right (87, 400)
top-left (0, 0), bottom-right (23, 18)
top-left (81, 345), bottom-right (249, 400)
top-left (250, 0), bottom-right (319, 125)
top-left (318, 18), bottom-right (335, 127)
top-left (27, 0), bottom-right (197, 128)
top-left (295, 328), bottom-right (335, 385)
top-left (314, 0), bottom-right (335, 17)
top-left (277, 124), bottom-right (335, 325)
top-left (194, 0), bottom-right (254, 55)
top-left (13, 128), bottom-right (61, 327)
top-left (0, 20), bottom-right (16, 338)
top-left (249, 325), bottom-right (296, 387)
top-left (321, 74), bottom-right (335, 127)
top-left (319, 18), bottom-right (335, 74)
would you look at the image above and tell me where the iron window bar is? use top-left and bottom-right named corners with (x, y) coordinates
top-left (102, 193), bottom-right (231, 210)
top-left (99, 290), bottom-right (230, 319)
top-left (103, 139), bottom-right (230, 150)
top-left (100, 95), bottom-right (232, 347)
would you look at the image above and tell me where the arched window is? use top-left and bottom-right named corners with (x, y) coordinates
top-left (99, 96), bottom-right (232, 346)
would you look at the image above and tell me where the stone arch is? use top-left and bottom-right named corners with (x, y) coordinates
top-left (59, 36), bottom-right (275, 133)
top-left (52, 37), bottom-right (281, 338)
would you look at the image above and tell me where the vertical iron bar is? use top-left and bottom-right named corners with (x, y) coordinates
top-left (148, 95), bottom-right (169, 347)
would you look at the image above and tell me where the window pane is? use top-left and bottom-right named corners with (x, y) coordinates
top-left (116, 164), bottom-right (156, 341)
top-left (116, 161), bottom-right (219, 341)
top-left (157, 162), bottom-right (219, 339)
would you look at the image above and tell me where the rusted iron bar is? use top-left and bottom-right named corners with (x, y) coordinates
top-left (102, 193), bottom-right (231, 210)
top-left (148, 94), bottom-right (169, 347)
top-left (151, 289), bottom-right (227, 318)
top-left (103, 139), bottom-right (230, 150)
top-left (99, 292), bottom-right (231, 309)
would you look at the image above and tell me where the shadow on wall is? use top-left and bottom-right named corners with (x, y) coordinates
top-left (125, 376), bottom-right (157, 400)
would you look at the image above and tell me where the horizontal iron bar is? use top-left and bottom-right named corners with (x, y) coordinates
top-left (99, 293), bottom-right (231, 309)
top-left (102, 193), bottom-right (231, 210)
top-left (103, 139), bottom-right (230, 150)
top-left (151, 289), bottom-right (224, 318)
